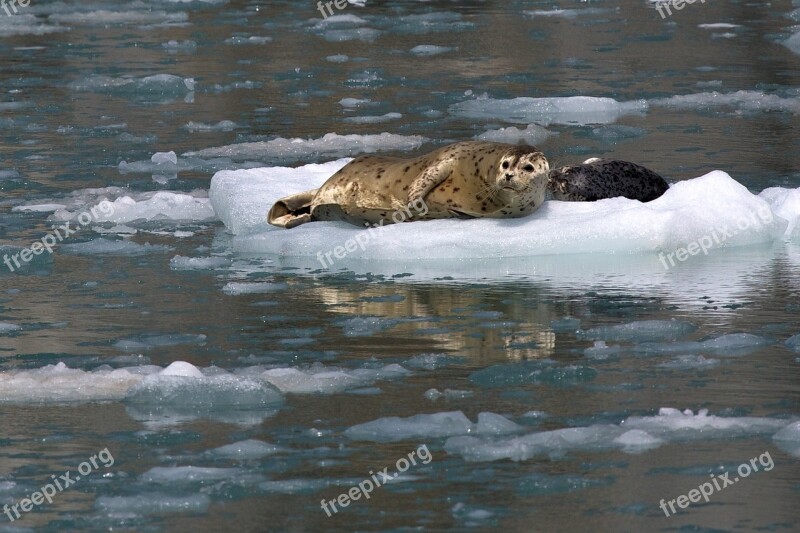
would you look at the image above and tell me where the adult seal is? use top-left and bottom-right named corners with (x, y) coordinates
top-left (548, 158), bottom-right (669, 202)
top-left (268, 141), bottom-right (550, 229)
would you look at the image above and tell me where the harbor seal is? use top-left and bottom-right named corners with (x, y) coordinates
top-left (547, 158), bottom-right (669, 202)
top-left (268, 141), bottom-right (550, 229)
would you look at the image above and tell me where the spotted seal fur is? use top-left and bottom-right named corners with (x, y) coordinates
top-left (548, 158), bottom-right (669, 202)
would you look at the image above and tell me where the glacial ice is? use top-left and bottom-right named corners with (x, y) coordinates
top-left (209, 160), bottom-right (800, 287)
top-left (259, 363), bottom-right (409, 394)
top-left (207, 439), bottom-right (283, 459)
top-left (186, 132), bottom-right (427, 162)
top-left (345, 411), bottom-right (522, 442)
top-left (68, 74), bottom-right (195, 96)
top-left (476, 124), bottom-right (555, 145)
top-left (60, 239), bottom-right (174, 255)
top-left (96, 493), bottom-right (211, 515)
top-left (577, 320), bottom-right (697, 342)
top-left (449, 95), bottom-right (649, 125)
top-left (444, 408), bottom-right (795, 462)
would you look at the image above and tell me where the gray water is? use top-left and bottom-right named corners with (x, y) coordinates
top-left (1, 0), bottom-right (799, 531)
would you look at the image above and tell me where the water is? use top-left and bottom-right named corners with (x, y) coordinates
top-left (1, 0), bottom-right (799, 531)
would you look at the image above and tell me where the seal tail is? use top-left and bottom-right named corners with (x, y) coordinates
top-left (268, 189), bottom-right (317, 229)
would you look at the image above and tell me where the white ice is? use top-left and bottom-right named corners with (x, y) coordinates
top-left (345, 411), bottom-right (522, 442)
top-left (476, 124), bottom-right (555, 145)
top-left (210, 166), bottom-right (797, 261)
top-left (186, 132), bottom-right (426, 162)
top-left (444, 408), bottom-right (795, 462)
top-left (95, 493), bottom-right (210, 515)
top-left (449, 94), bottom-right (649, 125)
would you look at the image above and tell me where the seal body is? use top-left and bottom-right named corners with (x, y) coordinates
top-left (268, 141), bottom-right (550, 229)
top-left (547, 158), bottom-right (669, 202)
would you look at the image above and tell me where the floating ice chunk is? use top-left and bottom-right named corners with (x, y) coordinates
top-left (127, 372), bottom-right (284, 412)
top-left (656, 355), bottom-right (720, 369)
top-left (698, 23), bottom-right (742, 29)
top-left (516, 473), bottom-right (614, 495)
top-left (345, 411), bottom-right (475, 442)
top-left (152, 151), bottom-right (178, 165)
top-left (0, 169), bottom-right (22, 179)
top-left (222, 282), bottom-right (287, 295)
top-left (60, 239), bottom-right (173, 255)
top-left (470, 360), bottom-right (597, 388)
top-left (185, 120), bottom-right (239, 132)
top-left (113, 334), bottom-right (207, 351)
top-left (322, 28), bottom-right (381, 42)
top-left (68, 74), bottom-right (195, 96)
top-left (96, 493), bottom-right (210, 515)
top-left (12, 203), bottom-right (66, 212)
top-left (338, 316), bottom-right (398, 336)
top-left (0, 362), bottom-right (145, 403)
top-left (189, 132), bottom-right (426, 162)
top-left (0, 323), bottom-right (21, 334)
top-left (650, 90), bottom-right (800, 114)
top-left (343, 112), bottom-right (402, 124)
top-left (577, 320), bottom-right (696, 342)
top-left (524, 8), bottom-right (618, 18)
top-left (759, 186), bottom-right (800, 238)
top-left (425, 388), bottom-right (473, 400)
top-left (612, 430), bottom-right (663, 452)
top-left (384, 11), bottom-right (474, 34)
top-left (783, 32), bottom-right (800, 55)
top-left (698, 333), bottom-right (769, 353)
top-left (772, 421), bottom-right (800, 457)
top-left (211, 166), bottom-right (797, 269)
top-left (162, 39), bottom-right (197, 52)
top-left (476, 412), bottom-right (524, 435)
top-left (309, 14), bottom-right (367, 31)
top-left (50, 11), bottom-right (188, 25)
top-left (208, 439), bottom-right (283, 459)
top-left (141, 466), bottom-right (243, 484)
top-left (345, 411), bottom-right (521, 442)
top-left (339, 97), bottom-right (371, 107)
top-left (161, 361), bottom-right (204, 378)
top-left (224, 35), bottom-right (272, 45)
top-left (444, 408), bottom-right (794, 462)
top-left (259, 478), bottom-right (331, 494)
top-left (170, 255), bottom-right (231, 270)
top-left (621, 408), bottom-right (789, 437)
top-left (326, 54), bottom-right (349, 62)
top-left (260, 363), bottom-right (408, 394)
top-left (450, 94), bottom-right (649, 126)
top-left (590, 125), bottom-right (647, 141)
top-left (55, 192), bottom-right (215, 225)
top-left (786, 334), bottom-right (800, 352)
top-left (476, 124), bottom-right (555, 145)
top-left (410, 45), bottom-right (455, 56)
top-left (584, 341), bottom-right (623, 359)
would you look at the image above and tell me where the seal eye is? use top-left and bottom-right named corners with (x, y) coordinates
top-left (523, 164), bottom-right (534, 172)
top-left (502, 161), bottom-right (509, 169)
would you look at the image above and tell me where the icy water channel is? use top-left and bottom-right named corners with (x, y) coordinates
top-left (1, 0), bottom-right (799, 531)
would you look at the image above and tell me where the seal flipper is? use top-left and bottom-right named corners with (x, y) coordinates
top-left (407, 160), bottom-right (453, 205)
top-left (268, 189), bottom-right (317, 229)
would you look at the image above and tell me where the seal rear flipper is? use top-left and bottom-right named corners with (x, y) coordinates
top-left (268, 189), bottom-right (317, 229)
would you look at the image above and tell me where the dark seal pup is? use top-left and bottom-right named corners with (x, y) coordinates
top-left (548, 158), bottom-right (669, 202)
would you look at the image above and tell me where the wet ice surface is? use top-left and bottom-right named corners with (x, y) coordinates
top-left (1, 0), bottom-right (799, 532)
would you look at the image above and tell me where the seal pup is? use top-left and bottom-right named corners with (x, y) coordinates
top-left (547, 158), bottom-right (669, 202)
top-left (268, 141), bottom-right (550, 229)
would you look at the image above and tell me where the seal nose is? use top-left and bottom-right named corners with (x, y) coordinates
top-left (505, 173), bottom-right (514, 180)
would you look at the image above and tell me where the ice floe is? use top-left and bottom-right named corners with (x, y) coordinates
top-left (444, 408), bottom-right (796, 462)
top-left (345, 411), bottom-right (523, 442)
top-left (187, 132), bottom-right (427, 162)
top-left (450, 94), bottom-right (648, 126)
